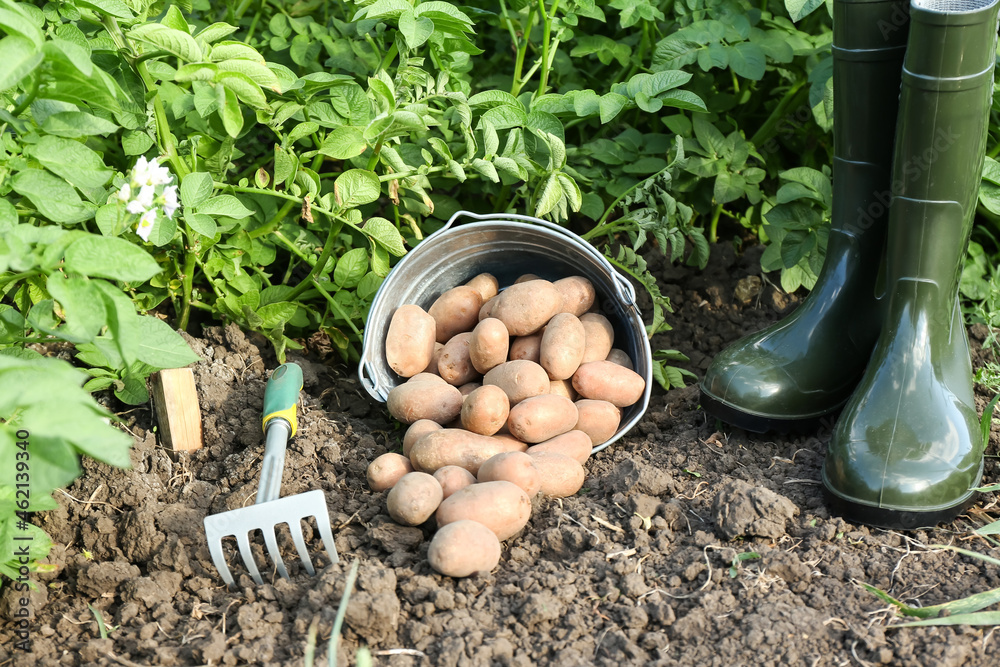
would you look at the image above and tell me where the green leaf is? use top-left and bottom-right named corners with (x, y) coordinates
top-left (135, 316), bottom-right (199, 368)
top-left (145, 212), bottom-right (177, 247)
top-left (0, 199), bottom-right (16, 230)
top-left (363, 217), bottom-right (406, 256)
top-left (319, 126), bottom-right (368, 159)
top-left (468, 90), bottom-right (522, 109)
top-left (785, 0), bottom-right (826, 22)
top-left (196, 22), bottom-right (239, 44)
top-left (46, 275), bottom-right (106, 344)
top-left (257, 302), bottom-right (297, 328)
top-left (693, 116), bottom-right (727, 157)
top-left (11, 169), bottom-right (94, 224)
top-left (27, 137), bottom-right (113, 190)
top-left (128, 24), bottom-right (201, 62)
top-left (399, 10), bottom-right (434, 48)
top-left (76, 0), bottom-right (133, 19)
top-left (599, 93), bottom-right (629, 123)
top-left (63, 236), bottom-right (162, 282)
top-left (216, 59), bottom-right (280, 92)
top-left (334, 169), bottom-right (381, 208)
top-left (479, 104), bottom-right (527, 131)
top-left (274, 145), bottom-right (295, 187)
top-left (219, 85), bottom-right (244, 138)
top-left (122, 130), bottom-right (154, 156)
top-left (197, 195), bottom-right (253, 219)
top-left (181, 172), bottom-right (213, 208)
top-left (471, 158), bottom-right (499, 183)
top-left (727, 43), bottom-right (767, 80)
top-left (659, 90), bottom-right (707, 112)
top-left (216, 71), bottom-right (269, 109)
top-left (0, 36), bottom-right (43, 92)
top-left (535, 173), bottom-right (563, 218)
top-left (42, 111), bottom-right (119, 138)
top-left (714, 171), bottom-right (746, 205)
top-left (333, 247), bottom-right (368, 288)
top-left (186, 213), bottom-right (217, 238)
top-left (0, 7), bottom-right (43, 47)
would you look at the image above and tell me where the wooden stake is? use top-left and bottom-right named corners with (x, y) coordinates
top-left (151, 368), bottom-right (203, 452)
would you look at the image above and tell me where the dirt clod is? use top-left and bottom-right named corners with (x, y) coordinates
top-left (712, 479), bottom-right (798, 539)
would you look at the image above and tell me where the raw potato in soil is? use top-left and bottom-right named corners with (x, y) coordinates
top-left (6, 244), bottom-right (1000, 667)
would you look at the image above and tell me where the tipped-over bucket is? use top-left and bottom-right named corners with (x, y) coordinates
top-left (359, 210), bottom-right (653, 453)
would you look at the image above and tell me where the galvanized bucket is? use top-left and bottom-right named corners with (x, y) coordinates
top-left (359, 210), bottom-right (653, 453)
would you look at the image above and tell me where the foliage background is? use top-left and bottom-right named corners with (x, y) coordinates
top-left (1, 0), bottom-right (999, 572)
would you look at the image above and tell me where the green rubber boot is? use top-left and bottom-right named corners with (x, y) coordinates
top-left (823, 0), bottom-right (999, 529)
top-left (700, 0), bottom-right (910, 433)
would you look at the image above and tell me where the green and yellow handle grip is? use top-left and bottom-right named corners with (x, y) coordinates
top-left (262, 363), bottom-right (303, 437)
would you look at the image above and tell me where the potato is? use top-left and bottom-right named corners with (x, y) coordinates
top-left (458, 382), bottom-right (481, 397)
top-left (507, 394), bottom-right (578, 444)
top-left (367, 453), bottom-right (415, 491)
top-left (573, 360), bottom-right (645, 407)
top-left (482, 360), bottom-right (549, 406)
top-left (386, 472), bottom-right (443, 526)
top-left (435, 480), bottom-right (532, 541)
top-left (574, 399), bottom-right (621, 446)
top-left (469, 318), bottom-right (509, 374)
top-left (527, 451), bottom-right (585, 497)
top-left (461, 385), bottom-right (510, 436)
top-left (438, 332), bottom-right (479, 386)
top-left (433, 466), bottom-right (478, 499)
top-left (428, 520), bottom-right (502, 578)
top-left (539, 313), bottom-right (586, 380)
top-left (606, 348), bottom-right (634, 370)
top-left (410, 428), bottom-right (527, 474)
top-left (527, 430), bottom-right (592, 464)
top-left (580, 313), bottom-right (615, 363)
top-left (408, 372), bottom-right (446, 384)
top-left (403, 419), bottom-right (443, 457)
top-left (387, 381), bottom-right (463, 424)
top-left (553, 276), bottom-right (595, 317)
top-left (492, 432), bottom-right (526, 448)
top-left (489, 280), bottom-right (562, 336)
top-left (508, 332), bottom-right (543, 364)
top-left (548, 379), bottom-right (578, 401)
top-left (514, 273), bottom-right (541, 284)
top-left (428, 285), bottom-right (483, 343)
top-left (477, 451), bottom-right (541, 497)
top-left (465, 273), bottom-right (499, 302)
top-left (422, 342), bottom-right (445, 376)
top-left (478, 295), bottom-right (498, 322)
top-left (385, 305), bottom-right (437, 378)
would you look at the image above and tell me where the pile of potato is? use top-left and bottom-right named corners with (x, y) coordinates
top-left (367, 272), bottom-right (646, 577)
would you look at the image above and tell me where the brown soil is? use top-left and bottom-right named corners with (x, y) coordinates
top-left (3, 243), bottom-right (1000, 667)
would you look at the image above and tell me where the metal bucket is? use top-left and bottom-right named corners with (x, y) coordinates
top-left (359, 210), bottom-right (653, 453)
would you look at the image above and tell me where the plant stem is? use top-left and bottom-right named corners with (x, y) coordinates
top-left (0, 270), bottom-right (41, 290)
top-left (534, 0), bottom-right (560, 100)
top-left (11, 73), bottom-right (39, 117)
top-left (510, 6), bottom-right (536, 96)
top-left (248, 199), bottom-right (297, 239)
top-left (284, 214), bottom-right (344, 302)
top-left (749, 80), bottom-right (808, 149)
top-left (178, 252), bottom-right (196, 331)
top-left (311, 279), bottom-right (362, 337)
top-left (583, 165), bottom-right (671, 241)
top-left (708, 203), bottom-right (723, 244)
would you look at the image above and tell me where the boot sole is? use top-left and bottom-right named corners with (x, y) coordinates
top-left (822, 486), bottom-right (978, 530)
top-left (699, 389), bottom-right (841, 434)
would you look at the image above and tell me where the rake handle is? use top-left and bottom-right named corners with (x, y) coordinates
top-left (256, 419), bottom-right (290, 504)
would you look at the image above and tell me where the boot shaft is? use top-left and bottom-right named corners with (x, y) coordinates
top-left (887, 0), bottom-right (1000, 313)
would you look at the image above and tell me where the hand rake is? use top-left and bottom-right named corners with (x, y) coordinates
top-left (204, 363), bottom-right (339, 587)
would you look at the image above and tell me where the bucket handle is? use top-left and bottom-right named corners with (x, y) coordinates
top-left (359, 358), bottom-right (387, 402)
top-left (441, 210), bottom-right (637, 306)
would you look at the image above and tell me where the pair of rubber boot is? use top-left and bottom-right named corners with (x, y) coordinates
top-left (700, 0), bottom-right (1000, 529)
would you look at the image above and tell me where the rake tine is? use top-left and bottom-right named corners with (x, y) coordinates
top-left (235, 531), bottom-right (264, 585)
top-left (314, 504), bottom-right (340, 567)
top-left (287, 519), bottom-right (316, 576)
top-left (205, 527), bottom-right (236, 588)
top-left (261, 526), bottom-right (290, 580)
